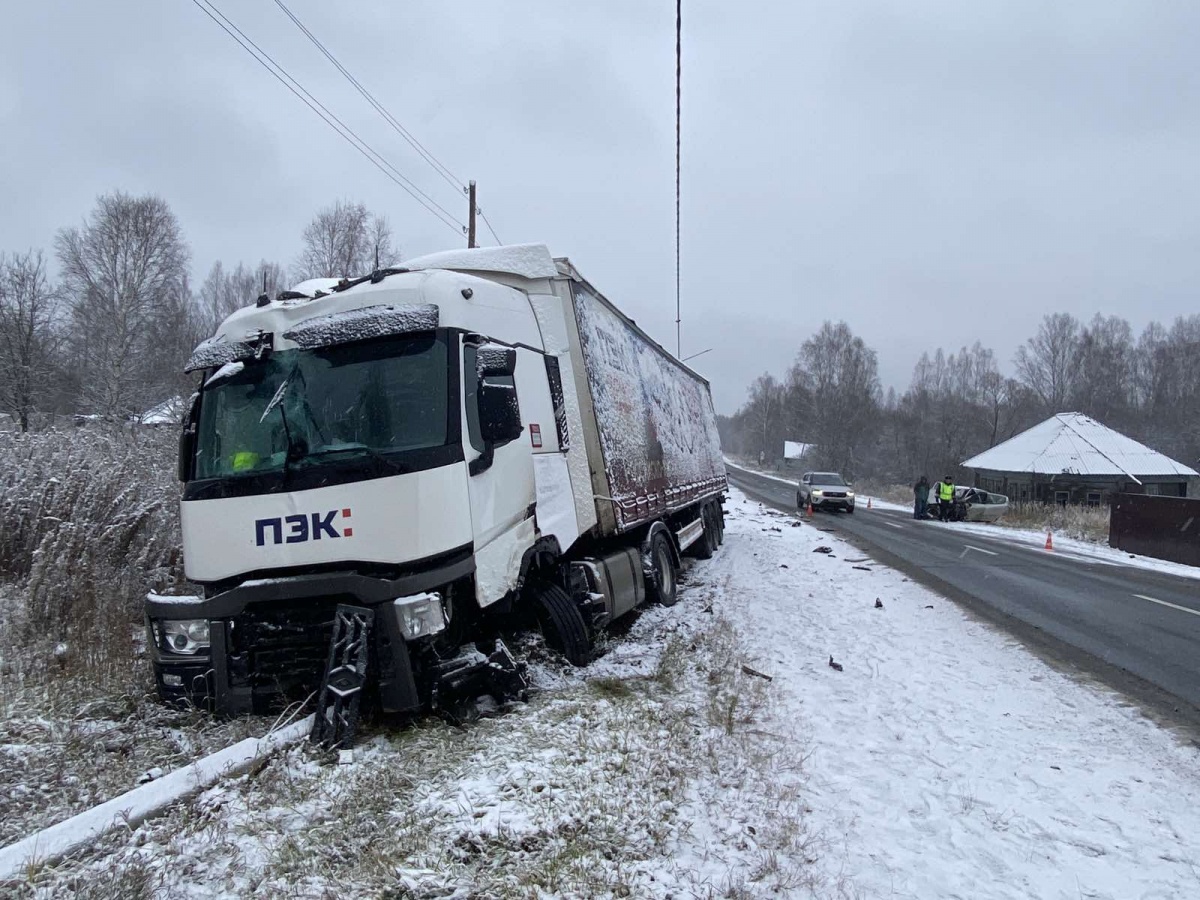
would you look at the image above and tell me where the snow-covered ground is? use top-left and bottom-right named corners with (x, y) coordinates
top-left (6, 488), bottom-right (1200, 898)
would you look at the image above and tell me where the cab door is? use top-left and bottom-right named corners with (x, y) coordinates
top-left (462, 336), bottom-right (536, 607)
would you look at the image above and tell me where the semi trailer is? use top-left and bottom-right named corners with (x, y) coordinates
top-left (148, 244), bottom-right (727, 718)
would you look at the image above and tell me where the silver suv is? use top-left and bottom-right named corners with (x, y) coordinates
top-left (797, 471), bottom-right (856, 514)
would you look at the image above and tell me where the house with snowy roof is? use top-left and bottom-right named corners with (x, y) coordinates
top-left (961, 412), bottom-right (1198, 506)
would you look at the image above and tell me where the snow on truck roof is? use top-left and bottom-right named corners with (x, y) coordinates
top-left (962, 412), bottom-right (1198, 479)
top-left (402, 243), bottom-right (558, 280)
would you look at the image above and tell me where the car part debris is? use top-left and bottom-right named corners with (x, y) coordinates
top-left (311, 604), bottom-right (374, 750)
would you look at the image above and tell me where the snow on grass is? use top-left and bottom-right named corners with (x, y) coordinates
top-left (5, 563), bottom-right (825, 898)
top-left (721, 492), bottom-right (1200, 899)
top-left (6, 487), bottom-right (1200, 898)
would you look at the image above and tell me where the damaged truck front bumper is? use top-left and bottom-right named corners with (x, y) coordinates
top-left (147, 556), bottom-right (509, 717)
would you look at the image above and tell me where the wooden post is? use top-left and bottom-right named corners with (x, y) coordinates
top-left (468, 180), bottom-right (477, 249)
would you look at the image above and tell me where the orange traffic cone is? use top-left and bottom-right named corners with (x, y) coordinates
top-left (806, 501), bottom-right (814, 518)
top-left (867, 497), bottom-right (873, 510)
top-left (1044, 531), bottom-right (1054, 551)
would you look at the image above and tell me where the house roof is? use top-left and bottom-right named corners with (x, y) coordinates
top-left (962, 412), bottom-right (1198, 480)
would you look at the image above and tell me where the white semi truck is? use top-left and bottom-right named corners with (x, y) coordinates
top-left (148, 244), bottom-right (726, 717)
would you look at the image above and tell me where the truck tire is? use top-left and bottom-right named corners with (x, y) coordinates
top-left (649, 532), bottom-right (679, 606)
top-left (714, 503), bottom-right (725, 545)
top-left (692, 507), bottom-right (716, 560)
top-left (531, 582), bottom-right (591, 666)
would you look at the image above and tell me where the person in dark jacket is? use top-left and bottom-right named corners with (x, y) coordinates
top-left (913, 475), bottom-right (930, 520)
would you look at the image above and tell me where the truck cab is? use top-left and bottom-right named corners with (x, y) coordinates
top-left (148, 245), bottom-right (725, 717)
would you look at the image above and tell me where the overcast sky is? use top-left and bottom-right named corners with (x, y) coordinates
top-left (3, 0), bottom-right (1199, 413)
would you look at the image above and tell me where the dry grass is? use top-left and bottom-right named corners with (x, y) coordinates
top-left (0, 425), bottom-right (280, 848)
top-left (0, 424), bottom-right (186, 694)
top-left (996, 501), bottom-right (1110, 543)
top-left (9, 610), bottom-right (833, 899)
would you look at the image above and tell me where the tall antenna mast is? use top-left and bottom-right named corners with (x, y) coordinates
top-left (675, 0), bottom-right (682, 357)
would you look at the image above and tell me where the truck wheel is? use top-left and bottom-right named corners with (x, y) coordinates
top-left (714, 504), bottom-right (725, 546)
top-left (692, 508), bottom-right (716, 560)
top-left (531, 582), bottom-right (591, 666)
top-left (650, 532), bottom-right (679, 606)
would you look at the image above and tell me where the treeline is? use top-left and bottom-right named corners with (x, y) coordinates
top-left (720, 313), bottom-right (1200, 483)
top-left (0, 192), bottom-right (402, 431)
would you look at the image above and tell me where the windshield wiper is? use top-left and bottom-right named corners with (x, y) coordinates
top-left (299, 444), bottom-right (405, 475)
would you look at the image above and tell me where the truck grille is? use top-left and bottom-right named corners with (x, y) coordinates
top-left (232, 600), bottom-right (345, 693)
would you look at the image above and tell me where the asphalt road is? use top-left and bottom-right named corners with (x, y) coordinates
top-left (727, 464), bottom-right (1200, 721)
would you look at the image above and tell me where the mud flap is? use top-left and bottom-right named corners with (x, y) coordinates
top-left (429, 638), bottom-right (529, 721)
top-left (310, 604), bottom-right (374, 750)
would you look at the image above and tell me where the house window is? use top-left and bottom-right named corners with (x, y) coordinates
top-left (1055, 491), bottom-right (1069, 507)
top-left (1144, 484), bottom-right (1160, 496)
top-left (1086, 492), bottom-right (1101, 508)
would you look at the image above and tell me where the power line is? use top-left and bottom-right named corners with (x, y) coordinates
top-left (271, 0), bottom-right (465, 196)
top-left (188, 0), bottom-right (465, 236)
top-left (478, 209), bottom-right (502, 245)
top-left (675, 0), bottom-right (682, 358)
top-left (271, 0), bottom-right (503, 246)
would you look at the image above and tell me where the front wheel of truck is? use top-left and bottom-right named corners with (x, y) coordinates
top-left (531, 581), bottom-right (591, 666)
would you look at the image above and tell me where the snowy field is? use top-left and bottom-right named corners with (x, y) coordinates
top-left (5, 488), bottom-right (1200, 898)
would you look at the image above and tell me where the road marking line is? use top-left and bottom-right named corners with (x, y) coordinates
top-left (964, 545), bottom-right (999, 557)
top-left (1133, 594), bottom-right (1200, 617)
top-left (885, 522), bottom-right (904, 530)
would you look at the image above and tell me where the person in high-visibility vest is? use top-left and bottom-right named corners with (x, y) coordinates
top-left (937, 474), bottom-right (955, 522)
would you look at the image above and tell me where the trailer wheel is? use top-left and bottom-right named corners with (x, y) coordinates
top-left (531, 582), bottom-right (591, 666)
top-left (715, 504), bottom-right (725, 545)
top-left (692, 508), bottom-right (716, 560)
top-left (649, 532), bottom-right (679, 606)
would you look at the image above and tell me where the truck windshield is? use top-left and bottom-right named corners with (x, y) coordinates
top-left (193, 333), bottom-right (449, 480)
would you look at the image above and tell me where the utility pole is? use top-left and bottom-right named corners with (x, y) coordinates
top-left (467, 180), bottom-right (477, 249)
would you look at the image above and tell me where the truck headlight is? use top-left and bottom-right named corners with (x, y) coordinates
top-left (393, 593), bottom-right (446, 640)
top-left (160, 619), bottom-right (210, 655)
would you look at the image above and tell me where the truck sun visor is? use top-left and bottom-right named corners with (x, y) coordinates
top-left (184, 336), bottom-right (258, 373)
top-left (281, 303), bottom-right (440, 349)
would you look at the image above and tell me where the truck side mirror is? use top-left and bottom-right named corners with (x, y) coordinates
top-left (477, 345), bottom-right (517, 379)
top-left (178, 427), bottom-right (195, 482)
top-left (177, 392), bottom-right (200, 483)
top-left (478, 376), bottom-right (523, 445)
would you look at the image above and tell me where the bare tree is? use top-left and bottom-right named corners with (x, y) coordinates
top-left (296, 200), bottom-right (400, 279)
top-left (796, 321), bottom-right (880, 476)
top-left (198, 260), bottom-right (286, 333)
top-left (743, 373), bottom-right (786, 461)
top-left (1014, 313), bottom-right (1081, 412)
top-left (0, 250), bottom-right (60, 431)
top-left (1071, 314), bottom-right (1134, 425)
top-left (56, 192), bottom-right (191, 417)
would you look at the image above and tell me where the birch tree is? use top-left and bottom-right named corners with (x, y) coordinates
top-left (295, 200), bottom-right (400, 279)
top-left (56, 192), bottom-right (191, 417)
